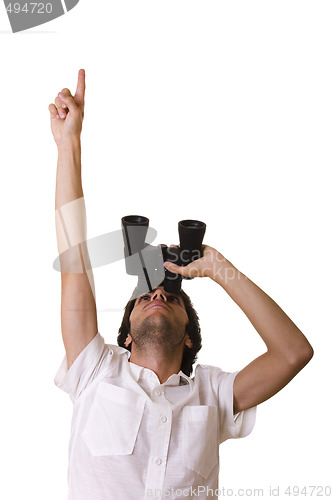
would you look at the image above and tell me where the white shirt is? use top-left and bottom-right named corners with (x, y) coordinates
top-left (54, 332), bottom-right (256, 500)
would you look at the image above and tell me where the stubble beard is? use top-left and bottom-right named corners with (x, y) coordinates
top-left (129, 314), bottom-right (187, 358)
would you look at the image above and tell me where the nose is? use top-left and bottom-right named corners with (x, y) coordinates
top-left (151, 289), bottom-right (167, 302)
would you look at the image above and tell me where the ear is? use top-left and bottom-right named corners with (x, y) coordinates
top-left (124, 334), bottom-right (133, 347)
top-left (185, 334), bottom-right (193, 349)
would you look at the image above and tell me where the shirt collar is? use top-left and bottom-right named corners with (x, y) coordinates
top-left (127, 357), bottom-right (191, 387)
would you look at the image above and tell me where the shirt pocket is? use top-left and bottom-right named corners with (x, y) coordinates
top-left (182, 405), bottom-right (219, 479)
top-left (81, 382), bottom-right (146, 456)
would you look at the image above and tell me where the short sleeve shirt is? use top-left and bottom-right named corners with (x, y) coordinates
top-left (54, 332), bottom-right (256, 500)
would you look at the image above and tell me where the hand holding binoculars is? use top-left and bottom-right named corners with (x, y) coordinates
top-left (121, 215), bottom-right (206, 296)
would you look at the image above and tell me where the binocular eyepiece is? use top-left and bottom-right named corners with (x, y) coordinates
top-left (121, 215), bottom-right (206, 295)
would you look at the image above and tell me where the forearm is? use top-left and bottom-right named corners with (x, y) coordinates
top-left (55, 138), bottom-right (83, 210)
top-left (55, 139), bottom-right (93, 282)
top-left (211, 257), bottom-right (313, 362)
top-left (55, 138), bottom-right (86, 259)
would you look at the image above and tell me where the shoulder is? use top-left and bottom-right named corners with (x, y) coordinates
top-left (92, 333), bottom-right (130, 361)
top-left (92, 334), bottom-right (131, 375)
top-left (193, 363), bottom-right (239, 390)
top-left (105, 342), bottom-right (131, 369)
top-left (194, 363), bottom-right (228, 377)
top-left (193, 363), bottom-right (235, 384)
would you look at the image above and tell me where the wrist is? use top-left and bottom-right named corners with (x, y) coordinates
top-left (208, 255), bottom-right (240, 288)
top-left (57, 136), bottom-right (81, 152)
top-left (57, 137), bottom-right (82, 171)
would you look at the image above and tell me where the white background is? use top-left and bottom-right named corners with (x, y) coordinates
top-left (0, 1), bottom-right (332, 499)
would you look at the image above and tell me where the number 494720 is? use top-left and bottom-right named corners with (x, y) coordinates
top-left (6, 3), bottom-right (53, 14)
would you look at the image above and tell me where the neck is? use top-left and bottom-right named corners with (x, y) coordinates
top-left (129, 345), bottom-right (183, 384)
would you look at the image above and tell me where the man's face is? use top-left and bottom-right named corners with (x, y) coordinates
top-left (126, 286), bottom-right (192, 351)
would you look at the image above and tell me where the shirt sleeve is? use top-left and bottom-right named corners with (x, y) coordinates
top-left (54, 331), bottom-right (113, 402)
top-left (218, 370), bottom-right (257, 444)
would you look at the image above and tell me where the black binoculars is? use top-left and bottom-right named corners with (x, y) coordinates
top-left (121, 216), bottom-right (206, 296)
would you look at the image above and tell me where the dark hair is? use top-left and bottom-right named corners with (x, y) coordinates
top-left (117, 288), bottom-right (202, 377)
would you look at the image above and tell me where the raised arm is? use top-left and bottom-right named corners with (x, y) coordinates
top-left (164, 245), bottom-right (314, 414)
top-left (49, 69), bottom-right (98, 369)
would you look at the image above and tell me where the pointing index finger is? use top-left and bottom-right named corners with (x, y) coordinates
top-left (74, 69), bottom-right (85, 106)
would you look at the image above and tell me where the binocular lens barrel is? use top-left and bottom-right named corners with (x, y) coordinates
top-left (121, 215), bottom-right (149, 256)
top-left (179, 219), bottom-right (206, 261)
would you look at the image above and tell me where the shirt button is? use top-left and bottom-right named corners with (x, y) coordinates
top-left (154, 457), bottom-right (162, 466)
top-left (155, 389), bottom-right (161, 396)
top-left (160, 415), bottom-right (167, 423)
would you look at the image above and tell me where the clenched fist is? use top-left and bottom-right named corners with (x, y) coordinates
top-left (49, 69), bottom-right (86, 147)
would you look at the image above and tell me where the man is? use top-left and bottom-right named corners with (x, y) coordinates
top-left (50, 70), bottom-right (313, 500)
